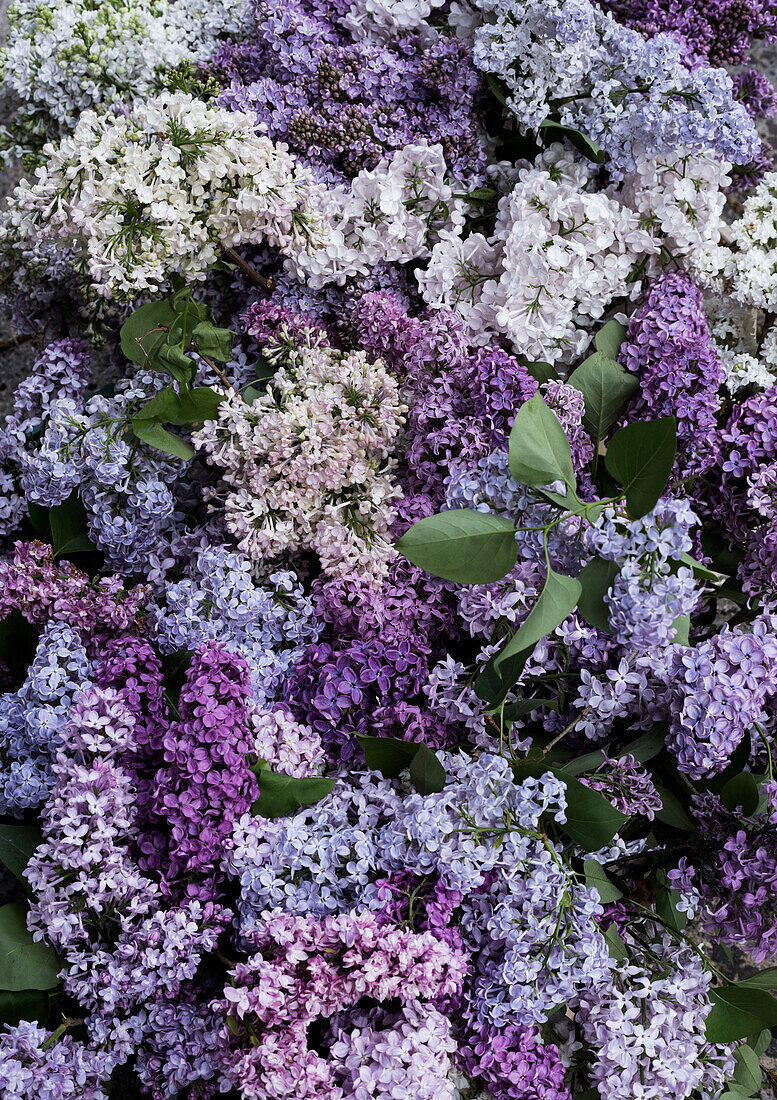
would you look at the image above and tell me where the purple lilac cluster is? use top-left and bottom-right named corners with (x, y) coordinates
top-left (459, 1023), bottom-right (571, 1100)
top-left (2, 0), bottom-right (777, 1089)
top-left (209, 0), bottom-right (486, 185)
top-left (143, 644), bottom-right (258, 902)
top-left (670, 784), bottom-right (777, 961)
top-left (717, 386), bottom-right (777, 593)
top-left (601, 0), bottom-right (777, 68)
top-left (619, 272), bottom-right (725, 477)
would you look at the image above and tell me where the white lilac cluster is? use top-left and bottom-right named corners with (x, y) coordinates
top-left (705, 296), bottom-right (777, 393)
top-left (193, 330), bottom-right (406, 583)
top-left (342, 0), bottom-right (447, 39)
top-left (419, 153), bottom-right (656, 361)
top-left (287, 143), bottom-right (465, 289)
top-left (693, 171), bottom-right (777, 312)
top-left (0, 0), bottom-right (251, 157)
top-left (467, 0), bottom-right (759, 180)
top-left (0, 92), bottom-right (324, 300)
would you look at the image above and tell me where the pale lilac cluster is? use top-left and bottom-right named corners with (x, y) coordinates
top-left (664, 616), bottom-right (777, 776)
top-left (587, 500), bottom-right (699, 650)
top-left (248, 705), bottom-right (323, 777)
top-left (0, 1020), bottom-right (119, 1099)
top-left (469, 0), bottom-right (760, 178)
top-left (0, 620), bottom-right (92, 813)
top-left (576, 934), bottom-right (734, 1100)
top-left (150, 543), bottom-right (320, 705)
top-left (0, 338), bottom-right (91, 530)
top-left (194, 328), bottom-right (405, 583)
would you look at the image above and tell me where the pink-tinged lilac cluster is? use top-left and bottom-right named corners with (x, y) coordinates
top-left (214, 908), bottom-right (467, 1100)
top-left (670, 784), bottom-right (777, 961)
top-left (459, 1023), bottom-right (571, 1100)
top-left (193, 326), bottom-right (406, 585)
top-left (0, 620), bottom-right (92, 813)
top-left (576, 933), bottom-right (734, 1100)
top-left (0, 338), bottom-right (91, 532)
top-left (210, 0), bottom-right (486, 186)
top-left (0, 540), bottom-right (146, 639)
top-left (620, 273), bottom-right (725, 476)
top-left (717, 386), bottom-right (777, 593)
top-left (664, 616), bottom-right (777, 777)
top-left (144, 643), bottom-right (257, 901)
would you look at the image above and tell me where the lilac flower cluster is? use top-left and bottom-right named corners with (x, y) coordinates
top-left (1, 0), bottom-right (776, 1092)
top-left (211, 0), bottom-right (486, 185)
top-left (619, 272), bottom-right (725, 476)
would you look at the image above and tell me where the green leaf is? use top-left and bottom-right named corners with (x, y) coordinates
top-left (175, 387), bottom-right (224, 424)
top-left (357, 735), bottom-right (418, 778)
top-left (707, 986), bottom-right (777, 1043)
top-left (721, 773), bottom-right (760, 817)
top-left (654, 786), bottom-right (695, 831)
top-left (567, 351), bottom-right (639, 446)
top-left (395, 510), bottom-right (517, 584)
top-left (48, 493), bottom-right (94, 557)
top-left (133, 387), bottom-right (182, 423)
top-left (732, 1044), bottom-right (763, 1094)
top-left (752, 1029), bottom-right (772, 1055)
top-left (736, 968), bottom-right (777, 990)
top-left (525, 362), bottom-right (559, 385)
top-left (0, 988), bottom-right (50, 1028)
top-left (560, 774), bottom-right (628, 849)
top-left (474, 647), bottom-right (529, 707)
top-left (538, 120), bottom-right (606, 163)
top-left (131, 420), bottom-right (194, 460)
top-left (508, 393), bottom-right (577, 492)
top-left (584, 859), bottom-right (623, 902)
top-left (605, 417), bottom-right (677, 519)
top-left (409, 744), bottom-right (446, 794)
top-left (157, 344), bottom-right (195, 385)
top-left (0, 825), bottom-right (42, 888)
top-left (356, 735), bottom-right (446, 794)
top-left (576, 555), bottom-right (619, 632)
top-left (678, 552), bottom-right (724, 582)
top-left (602, 926), bottom-right (628, 962)
top-left (192, 321), bottom-right (234, 363)
top-left (120, 301), bottom-right (176, 366)
top-left (250, 764), bottom-right (334, 819)
top-left (594, 319), bottom-right (628, 360)
top-left (654, 873), bottom-right (687, 931)
top-left (672, 614), bottom-right (690, 646)
top-left (494, 568), bottom-right (581, 672)
top-left (0, 904), bottom-right (59, 990)
top-left (27, 501), bottom-right (51, 541)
